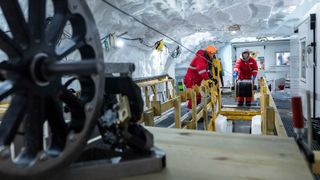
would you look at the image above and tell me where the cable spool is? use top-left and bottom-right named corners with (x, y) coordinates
top-left (236, 80), bottom-right (253, 97)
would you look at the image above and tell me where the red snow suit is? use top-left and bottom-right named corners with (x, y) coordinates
top-left (184, 50), bottom-right (210, 109)
top-left (234, 57), bottom-right (258, 102)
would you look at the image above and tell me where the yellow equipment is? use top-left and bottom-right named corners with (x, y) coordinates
top-left (154, 39), bottom-right (165, 51)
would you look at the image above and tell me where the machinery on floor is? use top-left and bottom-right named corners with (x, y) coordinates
top-left (0, 1), bottom-right (165, 180)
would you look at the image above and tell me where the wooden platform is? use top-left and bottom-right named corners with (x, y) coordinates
top-left (121, 127), bottom-right (313, 180)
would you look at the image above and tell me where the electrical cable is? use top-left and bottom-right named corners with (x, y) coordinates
top-left (100, 0), bottom-right (207, 59)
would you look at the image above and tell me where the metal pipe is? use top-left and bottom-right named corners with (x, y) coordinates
top-left (306, 91), bottom-right (312, 150)
top-left (310, 14), bottom-right (317, 118)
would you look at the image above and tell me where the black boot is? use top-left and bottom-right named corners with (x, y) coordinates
top-left (246, 102), bottom-right (251, 106)
top-left (237, 101), bottom-right (244, 106)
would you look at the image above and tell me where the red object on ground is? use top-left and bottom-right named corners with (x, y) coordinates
top-left (278, 84), bottom-right (285, 90)
top-left (291, 96), bottom-right (304, 129)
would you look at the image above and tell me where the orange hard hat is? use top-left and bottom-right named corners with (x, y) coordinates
top-left (205, 45), bottom-right (217, 54)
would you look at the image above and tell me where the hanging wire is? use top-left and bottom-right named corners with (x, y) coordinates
top-left (100, 0), bottom-right (219, 65)
top-left (118, 36), bottom-right (154, 48)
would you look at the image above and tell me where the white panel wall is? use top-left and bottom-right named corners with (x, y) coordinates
top-left (219, 43), bottom-right (233, 87)
top-left (296, 3), bottom-right (320, 118)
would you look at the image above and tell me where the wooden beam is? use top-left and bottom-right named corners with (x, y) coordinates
top-left (202, 87), bottom-right (209, 130)
top-left (136, 78), bottom-right (170, 87)
top-left (220, 108), bottom-right (260, 116)
top-left (151, 97), bottom-right (179, 116)
top-left (196, 109), bottom-right (204, 122)
top-left (165, 81), bottom-right (170, 100)
top-left (191, 90), bottom-right (197, 129)
top-left (266, 107), bottom-right (276, 135)
top-left (269, 96), bottom-right (288, 137)
top-left (313, 151), bottom-right (320, 174)
top-left (262, 94), bottom-right (270, 135)
top-left (151, 85), bottom-right (158, 101)
top-left (143, 109), bottom-right (154, 126)
top-left (174, 97), bottom-right (181, 128)
top-left (144, 86), bottom-right (150, 109)
top-left (151, 101), bottom-right (161, 116)
top-left (170, 79), bottom-right (176, 98)
top-left (224, 115), bottom-right (254, 121)
top-left (178, 91), bottom-right (187, 102)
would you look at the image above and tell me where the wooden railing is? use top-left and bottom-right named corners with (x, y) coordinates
top-left (259, 77), bottom-right (287, 137)
top-left (136, 74), bottom-right (221, 130)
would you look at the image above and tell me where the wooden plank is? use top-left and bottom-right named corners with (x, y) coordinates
top-left (136, 78), bottom-right (169, 87)
top-left (151, 85), bottom-right (158, 101)
top-left (173, 97), bottom-right (181, 128)
top-left (312, 151), bottom-right (320, 174)
top-left (266, 107), bottom-right (276, 135)
top-left (269, 95), bottom-right (288, 137)
top-left (262, 94), bottom-right (270, 135)
top-left (178, 91), bottom-right (187, 102)
top-left (191, 90), bottom-right (197, 129)
top-left (220, 108), bottom-right (260, 116)
top-left (151, 97), bottom-right (178, 116)
top-left (261, 78), bottom-right (287, 137)
top-left (121, 127), bottom-right (313, 180)
top-left (161, 97), bottom-right (177, 113)
top-left (223, 115), bottom-right (254, 121)
top-left (170, 79), bottom-right (176, 98)
top-left (202, 87), bottom-right (209, 130)
top-left (165, 81), bottom-right (170, 100)
top-left (151, 101), bottom-right (161, 116)
top-left (143, 109), bottom-right (154, 126)
top-left (144, 86), bottom-right (150, 109)
top-left (196, 109), bottom-right (204, 122)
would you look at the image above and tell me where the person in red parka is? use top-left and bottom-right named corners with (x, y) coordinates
top-left (184, 45), bottom-right (217, 109)
top-left (233, 49), bottom-right (258, 106)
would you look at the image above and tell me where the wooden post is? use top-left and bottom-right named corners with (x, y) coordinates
top-left (174, 97), bottom-right (181, 128)
top-left (266, 107), bottom-right (275, 135)
top-left (171, 79), bottom-right (176, 98)
top-left (144, 86), bottom-right (150, 108)
top-left (191, 90), bottom-right (197, 129)
top-left (262, 94), bottom-right (270, 135)
top-left (151, 101), bottom-right (162, 116)
top-left (143, 111), bottom-right (154, 126)
top-left (201, 86), bottom-right (208, 130)
top-left (165, 81), bottom-right (170, 100)
top-left (151, 85), bottom-right (158, 101)
top-left (209, 87), bottom-right (216, 131)
top-left (217, 85), bottom-right (221, 113)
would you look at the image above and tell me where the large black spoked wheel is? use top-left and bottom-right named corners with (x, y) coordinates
top-left (0, 0), bottom-right (104, 179)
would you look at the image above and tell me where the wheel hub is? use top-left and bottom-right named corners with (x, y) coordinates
top-left (30, 52), bottom-right (50, 86)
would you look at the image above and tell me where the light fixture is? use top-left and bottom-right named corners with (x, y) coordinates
top-left (115, 39), bottom-right (124, 48)
top-left (231, 30), bottom-right (237, 35)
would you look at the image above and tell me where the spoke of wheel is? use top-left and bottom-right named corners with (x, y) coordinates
top-left (0, 95), bottom-right (26, 145)
top-left (45, 14), bottom-right (68, 46)
top-left (45, 60), bottom-right (99, 77)
top-left (28, 0), bottom-right (46, 40)
top-left (45, 96), bottom-right (67, 156)
top-left (0, 0), bottom-right (30, 46)
top-left (59, 88), bottom-right (85, 132)
top-left (56, 38), bottom-right (85, 59)
top-left (0, 80), bottom-right (14, 101)
top-left (0, 30), bottom-right (21, 57)
top-left (15, 96), bottom-right (44, 166)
